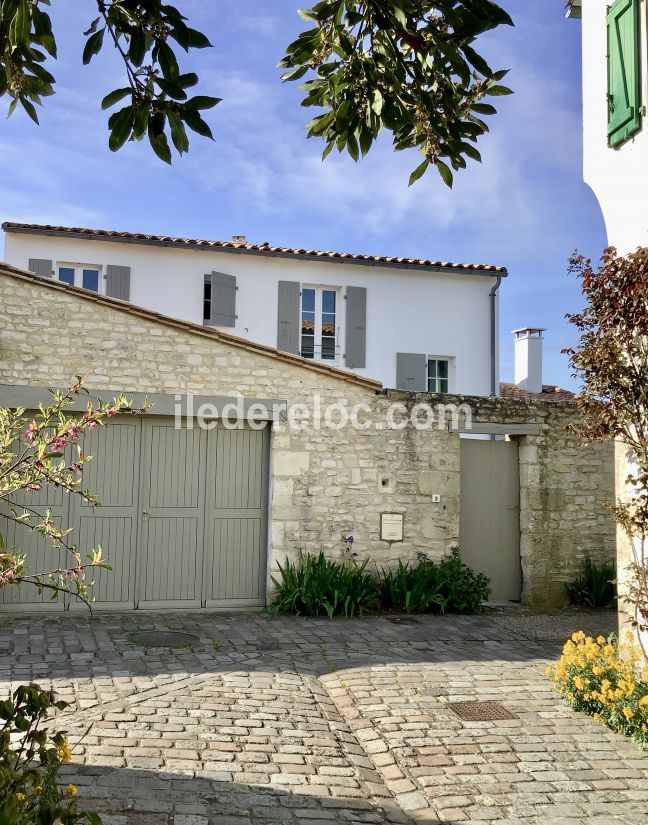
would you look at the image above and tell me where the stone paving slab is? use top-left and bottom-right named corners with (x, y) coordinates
top-left (0, 611), bottom-right (646, 824)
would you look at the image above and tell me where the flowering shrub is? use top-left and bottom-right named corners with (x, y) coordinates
top-left (0, 683), bottom-right (100, 824)
top-left (548, 631), bottom-right (648, 749)
top-left (0, 378), bottom-right (145, 605)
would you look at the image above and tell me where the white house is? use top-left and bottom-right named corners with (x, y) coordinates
top-left (568, 0), bottom-right (648, 252)
top-left (2, 222), bottom-right (506, 396)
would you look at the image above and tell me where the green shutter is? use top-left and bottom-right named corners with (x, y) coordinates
top-left (607, 0), bottom-right (641, 147)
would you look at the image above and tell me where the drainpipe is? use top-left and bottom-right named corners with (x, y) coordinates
top-left (489, 276), bottom-right (502, 397)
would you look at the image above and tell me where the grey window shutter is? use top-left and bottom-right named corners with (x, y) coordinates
top-left (277, 281), bottom-right (300, 354)
top-left (105, 265), bottom-right (131, 300)
top-left (28, 259), bottom-right (53, 279)
top-left (396, 353), bottom-right (426, 391)
top-left (345, 286), bottom-right (366, 369)
top-left (206, 271), bottom-right (237, 327)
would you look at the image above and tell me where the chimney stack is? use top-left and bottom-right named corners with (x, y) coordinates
top-left (513, 327), bottom-right (545, 394)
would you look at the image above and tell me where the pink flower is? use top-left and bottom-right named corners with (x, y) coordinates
top-left (49, 436), bottom-right (68, 452)
top-left (106, 407), bottom-right (118, 418)
top-left (87, 421), bottom-right (98, 430)
top-left (68, 426), bottom-right (81, 441)
top-left (22, 422), bottom-right (37, 442)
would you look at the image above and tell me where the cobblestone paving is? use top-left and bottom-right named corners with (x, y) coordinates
top-left (0, 611), bottom-right (646, 824)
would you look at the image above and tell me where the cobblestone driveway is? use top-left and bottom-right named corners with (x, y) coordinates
top-left (1, 611), bottom-right (646, 825)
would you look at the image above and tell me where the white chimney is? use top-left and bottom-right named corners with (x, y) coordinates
top-left (513, 327), bottom-right (545, 394)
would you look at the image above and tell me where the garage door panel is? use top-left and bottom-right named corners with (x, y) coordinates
top-left (0, 468), bottom-right (69, 610)
top-left (147, 426), bottom-right (203, 509)
top-left (0, 515), bottom-right (69, 609)
top-left (140, 517), bottom-right (200, 605)
top-left (206, 517), bottom-right (262, 605)
top-left (80, 422), bottom-right (139, 508)
top-left (67, 418), bottom-right (141, 609)
top-left (76, 515), bottom-right (136, 606)
top-left (213, 428), bottom-right (266, 510)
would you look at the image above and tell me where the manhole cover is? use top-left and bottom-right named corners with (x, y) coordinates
top-left (128, 630), bottom-right (198, 648)
top-left (449, 701), bottom-right (515, 721)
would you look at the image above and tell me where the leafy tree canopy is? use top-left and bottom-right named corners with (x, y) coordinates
top-left (0, 0), bottom-right (514, 185)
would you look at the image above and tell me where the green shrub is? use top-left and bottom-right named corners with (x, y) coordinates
top-left (378, 549), bottom-right (490, 614)
top-left (0, 683), bottom-right (101, 824)
top-left (566, 556), bottom-right (617, 609)
top-left (267, 547), bottom-right (489, 618)
top-left (267, 550), bottom-right (378, 618)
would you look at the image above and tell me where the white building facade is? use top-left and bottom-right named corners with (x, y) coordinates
top-left (569, 0), bottom-right (648, 252)
top-left (2, 222), bottom-right (506, 395)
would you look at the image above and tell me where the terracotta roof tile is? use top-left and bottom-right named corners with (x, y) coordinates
top-left (0, 261), bottom-right (383, 393)
top-left (2, 222), bottom-right (508, 276)
top-left (499, 382), bottom-right (576, 402)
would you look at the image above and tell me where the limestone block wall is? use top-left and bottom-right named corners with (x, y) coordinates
top-left (0, 269), bottom-right (616, 608)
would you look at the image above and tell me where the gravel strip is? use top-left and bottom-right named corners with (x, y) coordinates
top-left (487, 608), bottom-right (618, 641)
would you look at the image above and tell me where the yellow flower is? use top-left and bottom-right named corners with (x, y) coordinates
top-left (66, 784), bottom-right (78, 797)
top-left (14, 793), bottom-right (25, 803)
top-left (597, 636), bottom-right (607, 645)
top-left (593, 666), bottom-right (605, 676)
top-left (623, 707), bottom-right (634, 721)
top-left (56, 739), bottom-right (72, 764)
top-left (639, 695), bottom-right (648, 708)
top-left (593, 712), bottom-right (602, 722)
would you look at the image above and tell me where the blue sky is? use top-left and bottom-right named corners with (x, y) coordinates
top-left (0, 0), bottom-right (606, 389)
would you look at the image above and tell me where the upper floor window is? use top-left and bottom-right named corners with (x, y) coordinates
top-left (607, 0), bottom-right (641, 147)
top-left (57, 263), bottom-right (102, 293)
top-left (301, 286), bottom-right (339, 362)
top-left (427, 358), bottom-right (450, 393)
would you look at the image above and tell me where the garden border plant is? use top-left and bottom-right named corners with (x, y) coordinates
top-left (548, 632), bottom-right (648, 749)
top-left (267, 541), bottom-right (490, 618)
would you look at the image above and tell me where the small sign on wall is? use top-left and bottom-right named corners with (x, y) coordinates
top-left (381, 513), bottom-right (404, 542)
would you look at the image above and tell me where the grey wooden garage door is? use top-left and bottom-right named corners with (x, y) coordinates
top-left (1, 417), bottom-right (269, 611)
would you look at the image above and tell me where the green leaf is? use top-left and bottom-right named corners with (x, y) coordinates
top-left (485, 84), bottom-right (513, 96)
top-left (108, 105), bottom-right (134, 152)
top-left (436, 160), bottom-right (453, 188)
top-left (128, 29), bottom-right (146, 66)
top-left (181, 107), bottom-right (214, 139)
top-left (148, 126), bottom-right (172, 164)
top-left (462, 44), bottom-right (493, 77)
top-left (168, 110), bottom-right (189, 154)
top-left (186, 28), bottom-right (212, 48)
top-left (101, 87), bottom-right (132, 111)
top-left (158, 42), bottom-right (179, 80)
top-left (185, 95), bottom-right (221, 110)
top-left (155, 76), bottom-right (188, 100)
top-left (20, 97), bottom-right (39, 124)
top-left (408, 158), bottom-right (429, 186)
top-left (83, 28), bottom-right (105, 65)
top-left (11, 1), bottom-right (31, 47)
top-left (471, 102), bottom-right (497, 115)
top-left (177, 72), bottom-right (199, 89)
top-left (281, 65), bottom-right (308, 82)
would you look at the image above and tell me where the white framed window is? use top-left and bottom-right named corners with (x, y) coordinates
top-left (427, 357), bottom-right (453, 393)
top-left (301, 286), bottom-right (340, 363)
top-left (57, 263), bottom-right (102, 293)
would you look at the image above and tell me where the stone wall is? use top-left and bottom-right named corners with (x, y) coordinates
top-left (0, 269), bottom-right (616, 607)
